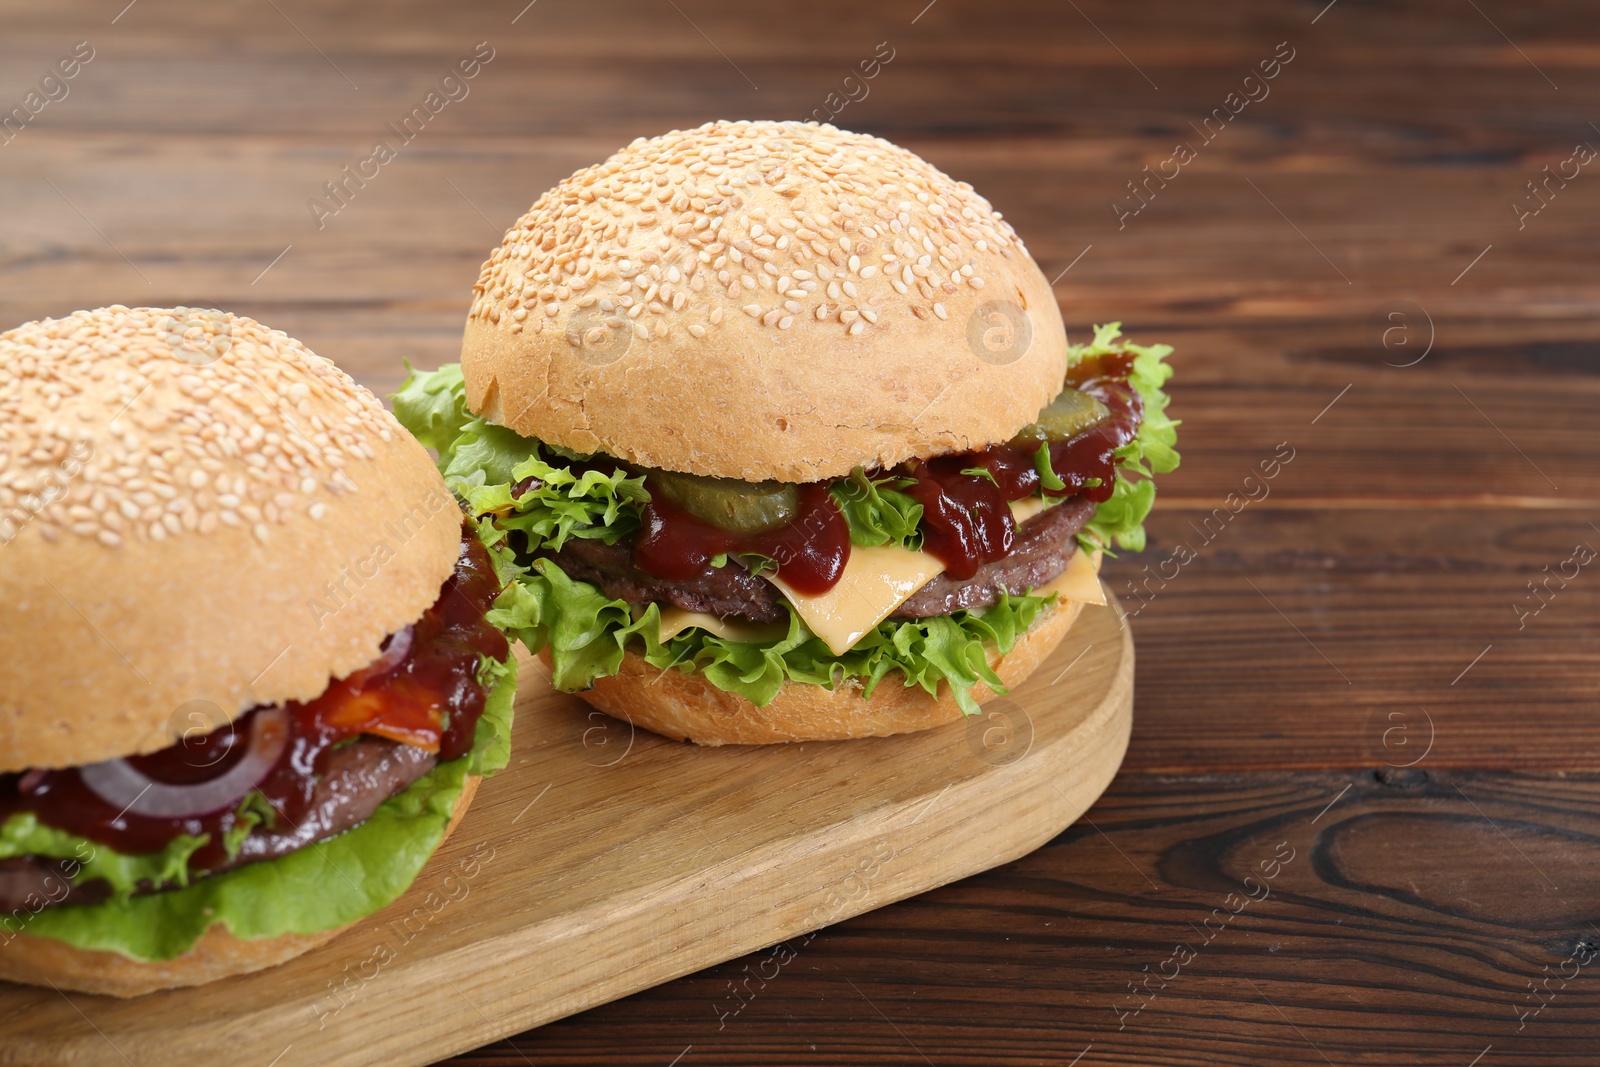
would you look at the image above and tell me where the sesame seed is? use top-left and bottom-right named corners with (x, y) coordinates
top-left (0, 308), bottom-right (411, 549)
top-left (463, 121), bottom-right (1024, 349)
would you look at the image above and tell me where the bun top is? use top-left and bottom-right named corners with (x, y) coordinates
top-left (460, 120), bottom-right (1068, 482)
top-left (0, 307), bottom-right (462, 772)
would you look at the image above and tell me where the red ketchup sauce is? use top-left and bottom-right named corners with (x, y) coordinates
top-left (893, 351), bottom-right (1143, 580)
top-left (1041, 349), bottom-right (1143, 504)
top-left (0, 527), bottom-right (508, 869)
top-left (634, 482), bottom-right (849, 595)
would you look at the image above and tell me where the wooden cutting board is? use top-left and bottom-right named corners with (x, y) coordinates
top-left (0, 598), bottom-right (1133, 1067)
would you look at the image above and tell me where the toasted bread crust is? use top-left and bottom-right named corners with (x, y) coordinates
top-left (460, 121), bottom-right (1068, 483)
top-left (0, 307), bottom-right (462, 773)
top-left (577, 598), bottom-right (1086, 745)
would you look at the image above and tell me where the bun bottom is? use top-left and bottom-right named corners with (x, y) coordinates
top-left (578, 597), bottom-right (1088, 745)
top-left (0, 775), bottom-right (481, 999)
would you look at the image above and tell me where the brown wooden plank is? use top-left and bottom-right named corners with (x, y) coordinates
top-left (1110, 505), bottom-right (1600, 773)
top-left (7, 133), bottom-right (1600, 334)
top-left (449, 770), bottom-right (1600, 1066)
top-left (2, 2), bottom-right (1598, 346)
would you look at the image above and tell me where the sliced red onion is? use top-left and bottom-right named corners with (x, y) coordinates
top-left (78, 705), bottom-right (289, 819)
top-left (17, 768), bottom-right (47, 794)
top-left (346, 625), bottom-right (413, 687)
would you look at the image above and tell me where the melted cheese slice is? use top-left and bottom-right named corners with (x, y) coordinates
top-left (1012, 496), bottom-right (1106, 605)
top-left (762, 495), bottom-right (1102, 656)
top-left (654, 607), bottom-right (787, 645)
top-left (1039, 547), bottom-right (1106, 606)
top-left (766, 544), bottom-right (946, 656)
top-left (1009, 495), bottom-right (1055, 524)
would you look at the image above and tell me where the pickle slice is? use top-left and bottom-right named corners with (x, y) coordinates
top-left (1011, 388), bottom-right (1110, 444)
top-left (653, 471), bottom-right (800, 533)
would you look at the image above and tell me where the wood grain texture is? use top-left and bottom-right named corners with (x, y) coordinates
top-left (0, 606), bottom-right (1130, 1067)
top-left (486, 770), bottom-right (1600, 1066)
top-left (1117, 506), bottom-right (1600, 773)
top-left (0, 0), bottom-right (1596, 1062)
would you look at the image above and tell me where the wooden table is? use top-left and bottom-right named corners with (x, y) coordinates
top-left (4, 0), bottom-right (1597, 1062)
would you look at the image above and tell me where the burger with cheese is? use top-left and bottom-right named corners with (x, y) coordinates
top-left (0, 307), bottom-right (520, 996)
top-left (397, 120), bottom-right (1178, 745)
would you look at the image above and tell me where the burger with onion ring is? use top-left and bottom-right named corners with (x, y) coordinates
top-left (398, 121), bottom-right (1179, 745)
top-left (0, 307), bottom-right (520, 996)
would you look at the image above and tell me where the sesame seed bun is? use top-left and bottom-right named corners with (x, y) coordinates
top-left (0, 307), bottom-right (462, 773)
top-left (460, 120), bottom-right (1068, 482)
top-left (0, 774), bottom-right (480, 997)
top-left (571, 582), bottom-right (1092, 745)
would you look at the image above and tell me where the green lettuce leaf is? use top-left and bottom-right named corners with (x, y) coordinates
top-left (222, 791), bottom-right (279, 858)
top-left (395, 364), bottom-right (651, 552)
top-left (831, 469), bottom-right (924, 550)
top-left (391, 361), bottom-right (473, 458)
top-left (2, 656), bottom-right (518, 962)
top-left (1034, 442), bottom-right (1067, 492)
top-left (0, 817), bottom-right (207, 901)
top-left (1074, 323), bottom-right (1181, 553)
top-left (393, 362), bottom-right (540, 488)
top-left (469, 455), bottom-right (650, 552)
top-left (490, 560), bottom-right (1051, 716)
top-left (0, 790), bottom-right (287, 906)
top-left (442, 422), bottom-right (541, 490)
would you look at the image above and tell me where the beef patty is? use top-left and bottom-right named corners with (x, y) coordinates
top-left (0, 736), bottom-right (436, 917)
top-left (543, 494), bottom-right (1096, 624)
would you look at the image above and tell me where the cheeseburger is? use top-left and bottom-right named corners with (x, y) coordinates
top-left (398, 121), bottom-right (1178, 745)
top-left (0, 307), bottom-right (519, 997)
